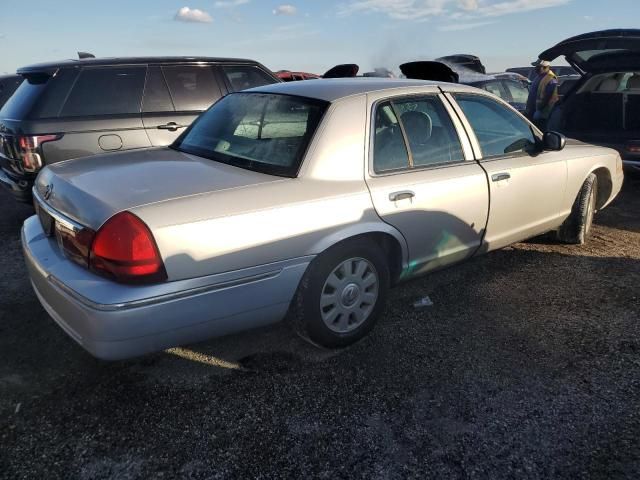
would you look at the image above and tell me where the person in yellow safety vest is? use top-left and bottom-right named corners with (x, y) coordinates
top-left (525, 59), bottom-right (559, 131)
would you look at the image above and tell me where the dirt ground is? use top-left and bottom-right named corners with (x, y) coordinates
top-left (1, 175), bottom-right (639, 479)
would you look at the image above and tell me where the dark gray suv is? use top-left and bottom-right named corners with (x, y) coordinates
top-left (0, 56), bottom-right (279, 202)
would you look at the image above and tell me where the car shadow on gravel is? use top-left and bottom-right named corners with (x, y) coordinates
top-left (2, 248), bottom-right (639, 478)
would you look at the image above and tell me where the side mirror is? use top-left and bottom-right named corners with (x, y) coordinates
top-left (543, 131), bottom-right (566, 151)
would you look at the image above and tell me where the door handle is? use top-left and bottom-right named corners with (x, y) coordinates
top-left (491, 172), bottom-right (511, 182)
top-left (389, 190), bottom-right (415, 202)
top-left (157, 122), bottom-right (181, 132)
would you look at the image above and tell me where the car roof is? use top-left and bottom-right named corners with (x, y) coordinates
top-left (17, 56), bottom-right (265, 74)
top-left (245, 77), bottom-right (469, 102)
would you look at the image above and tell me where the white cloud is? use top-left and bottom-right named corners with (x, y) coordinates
top-left (475, 0), bottom-right (571, 17)
top-left (438, 20), bottom-right (495, 31)
top-left (273, 4), bottom-right (298, 15)
top-left (340, 0), bottom-right (570, 20)
top-left (214, 0), bottom-right (250, 7)
top-left (174, 7), bottom-right (213, 23)
top-left (459, 0), bottom-right (478, 10)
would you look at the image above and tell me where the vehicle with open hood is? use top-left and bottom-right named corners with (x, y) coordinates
top-left (22, 78), bottom-right (622, 360)
top-left (400, 61), bottom-right (529, 113)
top-left (542, 29), bottom-right (640, 172)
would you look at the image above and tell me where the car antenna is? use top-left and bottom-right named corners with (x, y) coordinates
top-left (77, 52), bottom-right (96, 60)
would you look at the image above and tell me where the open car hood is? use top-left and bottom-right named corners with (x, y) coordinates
top-left (322, 64), bottom-right (359, 78)
top-left (539, 29), bottom-right (640, 74)
top-left (435, 54), bottom-right (486, 74)
top-left (400, 61), bottom-right (459, 83)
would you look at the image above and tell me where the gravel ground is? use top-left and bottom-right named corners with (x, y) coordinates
top-left (1, 176), bottom-right (639, 479)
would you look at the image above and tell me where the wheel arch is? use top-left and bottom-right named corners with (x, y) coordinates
top-left (308, 224), bottom-right (408, 285)
top-left (589, 166), bottom-right (613, 209)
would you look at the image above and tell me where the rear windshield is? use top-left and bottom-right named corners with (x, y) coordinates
top-left (173, 93), bottom-right (328, 177)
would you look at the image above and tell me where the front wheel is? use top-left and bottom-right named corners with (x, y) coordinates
top-left (289, 239), bottom-right (390, 348)
top-left (557, 173), bottom-right (598, 244)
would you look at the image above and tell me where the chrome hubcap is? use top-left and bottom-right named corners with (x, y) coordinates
top-left (320, 257), bottom-right (379, 333)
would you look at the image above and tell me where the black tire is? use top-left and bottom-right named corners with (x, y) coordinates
top-left (557, 173), bottom-right (598, 244)
top-left (289, 238), bottom-right (390, 348)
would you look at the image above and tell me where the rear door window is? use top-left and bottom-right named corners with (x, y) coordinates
top-left (162, 65), bottom-right (222, 112)
top-left (60, 66), bottom-right (146, 117)
top-left (373, 96), bottom-right (465, 173)
top-left (222, 65), bottom-right (276, 92)
top-left (454, 94), bottom-right (536, 158)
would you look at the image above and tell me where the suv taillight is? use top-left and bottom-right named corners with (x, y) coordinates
top-left (16, 134), bottom-right (62, 172)
top-left (89, 212), bottom-right (167, 284)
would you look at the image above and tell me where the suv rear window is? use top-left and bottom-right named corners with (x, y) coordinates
top-left (162, 65), bottom-right (222, 112)
top-left (60, 66), bottom-right (146, 117)
top-left (222, 66), bottom-right (276, 92)
top-left (0, 69), bottom-right (78, 120)
top-left (174, 93), bottom-right (327, 177)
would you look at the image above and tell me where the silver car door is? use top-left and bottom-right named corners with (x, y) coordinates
top-left (445, 92), bottom-right (568, 250)
top-left (365, 93), bottom-right (489, 278)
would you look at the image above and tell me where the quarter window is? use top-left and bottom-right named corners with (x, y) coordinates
top-left (222, 66), bottom-right (276, 92)
top-left (162, 65), bottom-right (222, 112)
top-left (373, 96), bottom-right (465, 173)
top-left (454, 94), bottom-right (536, 158)
top-left (60, 67), bottom-right (146, 117)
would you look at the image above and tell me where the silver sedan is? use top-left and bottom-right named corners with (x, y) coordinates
top-left (22, 79), bottom-right (624, 359)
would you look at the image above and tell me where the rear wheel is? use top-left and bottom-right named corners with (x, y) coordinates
top-left (557, 173), bottom-right (598, 244)
top-left (289, 239), bottom-right (389, 348)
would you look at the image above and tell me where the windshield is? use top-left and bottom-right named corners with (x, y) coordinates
top-left (173, 92), bottom-right (328, 177)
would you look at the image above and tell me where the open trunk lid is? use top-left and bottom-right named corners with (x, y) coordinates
top-left (34, 147), bottom-right (282, 229)
top-left (539, 29), bottom-right (640, 74)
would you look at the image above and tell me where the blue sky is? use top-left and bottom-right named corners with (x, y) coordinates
top-left (1, 0), bottom-right (639, 75)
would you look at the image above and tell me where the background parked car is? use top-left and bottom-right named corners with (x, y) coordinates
top-left (436, 54), bottom-right (487, 74)
top-left (276, 70), bottom-right (320, 81)
top-left (0, 74), bottom-right (22, 109)
top-left (543, 29), bottom-right (640, 172)
top-left (400, 61), bottom-right (529, 113)
top-left (0, 56), bottom-right (279, 202)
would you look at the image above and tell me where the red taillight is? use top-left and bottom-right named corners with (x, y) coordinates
top-left (625, 143), bottom-right (640, 154)
top-left (89, 212), bottom-right (167, 284)
top-left (16, 134), bottom-right (62, 172)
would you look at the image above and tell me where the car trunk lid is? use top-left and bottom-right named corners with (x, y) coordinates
top-left (539, 29), bottom-right (640, 74)
top-left (34, 147), bottom-right (283, 229)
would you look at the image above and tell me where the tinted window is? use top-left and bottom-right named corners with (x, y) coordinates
top-left (222, 66), bottom-right (275, 91)
top-left (174, 93), bottom-right (327, 177)
top-left (373, 102), bottom-right (410, 172)
top-left (0, 69), bottom-right (78, 119)
top-left (143, 66), bottom-right (174, 112)
top-left (503, 81), bottom-right (529, 103)
top-left (61, 67), bottom-right (145, 117)
top-left (162, 65), bottom-right (221, 111)
top-left (454, 94), bottom-right (536, 158)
